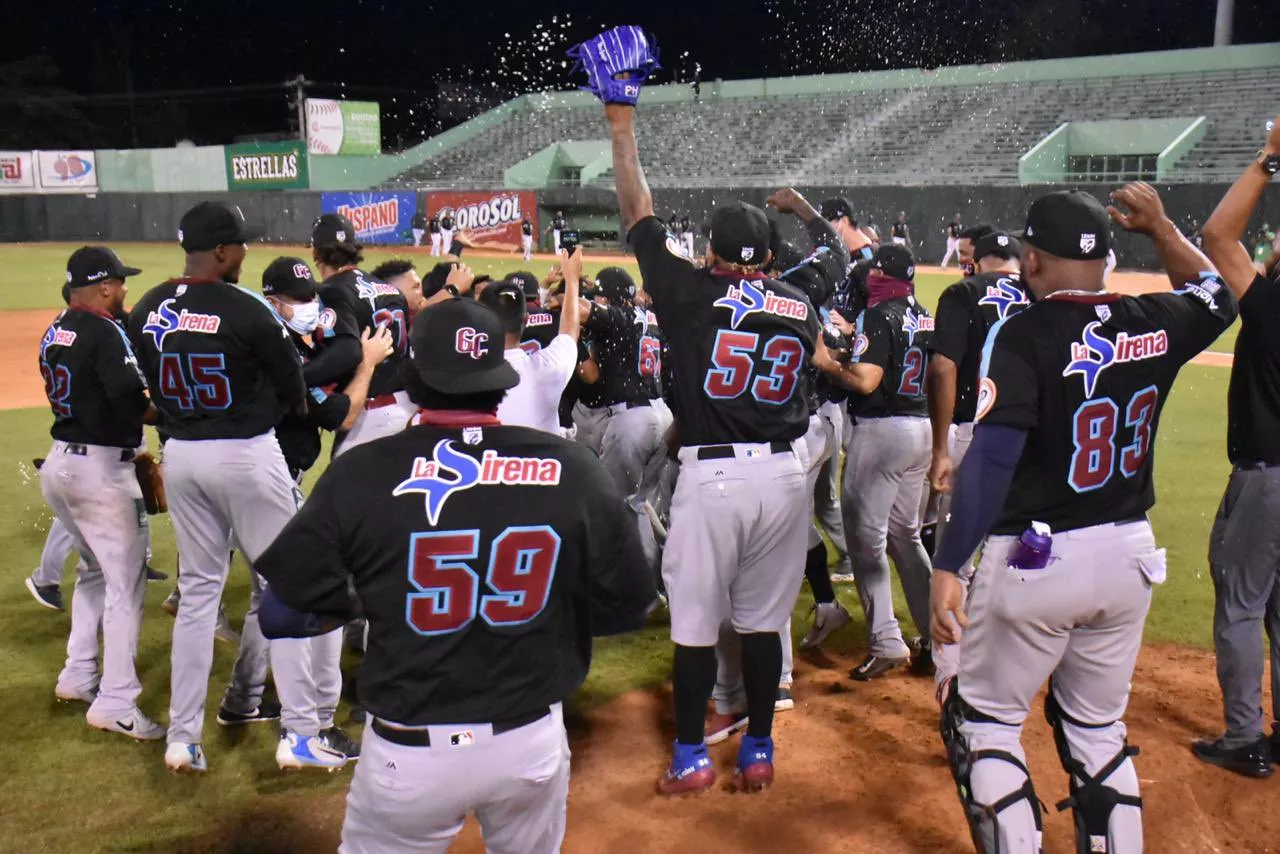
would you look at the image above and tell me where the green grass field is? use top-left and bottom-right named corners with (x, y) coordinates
top-left (0, 243), bottom-right (1236, 851)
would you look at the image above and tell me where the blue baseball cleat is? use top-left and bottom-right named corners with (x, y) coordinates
top-left (657, 740), bottom-right (716, 795)
top-left (276, 730), bottom-right (348, 772)
top-left (734, 735), bottom-right (774, 792)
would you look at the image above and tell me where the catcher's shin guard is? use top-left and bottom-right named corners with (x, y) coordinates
top-left (1044, 687), bottom-right (1142, 854)
top-left (940, 687), bottom-right (1044, 854)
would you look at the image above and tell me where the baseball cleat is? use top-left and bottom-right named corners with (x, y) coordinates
top-left (733, 735), bottom-right (775, 792)
top-left (909, 636), bottom-right (934, 675)
top-left (87, 708), bottom-right (165, 741)
top-left (829, 572), bottom-right (856, 584)
top-left (774, 686), bottom-right (794, 712)
top-left (24, 576), bottom-right (63, 611)
top-left (657, 741), bottom-right (716, 795)
top-left (1192, 736), bottom-right (1273, 778)
top-left (161, 589), bottom-right (180, 617)
top-left (320, 725), bottom-right (361, 760)
top-left (216, 698), bottom-right (282, 726)
top-left (850, 653), bottom-right (910, 682)
top-left (144, 564), bottom-right (168, 582)
top-left (214, 606), bottom-right (240, 645)
top-left (276, 730), bottom-right (348, 772)
top-left (55, 684), bottom-right (98, 704)
top-left (799, 601), bottom-right (851, 649)
top-left (165, 742), bottom-right (208, 774)
top-left (705, 709), bottom-right (749, 745)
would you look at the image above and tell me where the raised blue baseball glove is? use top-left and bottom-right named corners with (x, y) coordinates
top-left (567, 26), bottom-right (660, 107)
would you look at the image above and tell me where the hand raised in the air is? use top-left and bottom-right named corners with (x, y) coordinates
top-left (542, 263), bottom-right (564, 288)
top-left (1266, 115), bottom-right (1280, 154)
top-left (445, 262), bottom-right (475, 294)
top-left (1107, 182), bottom-right (1173, 237)
top-left (560, 244), bottom-right (584, 286)
top-left (766, 188), bottom-right (819, 221)
top-left (360, 326), bottom-right (395, 367)
top-left (930, 571), bottom-right (968, 647)
top-left (828, 309), bottom-right (855, 336)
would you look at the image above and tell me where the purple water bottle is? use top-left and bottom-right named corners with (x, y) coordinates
top-left (1008, 522), bottom-right (1053, 570)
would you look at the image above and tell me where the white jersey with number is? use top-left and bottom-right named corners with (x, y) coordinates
top-left (496, 333), bottom-right (577, 434)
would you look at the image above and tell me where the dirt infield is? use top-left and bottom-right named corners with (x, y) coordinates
top-left (189, 641), bottom-right (1273, 854)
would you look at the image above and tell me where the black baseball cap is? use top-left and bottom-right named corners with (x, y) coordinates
top-left (595, 267), bottom-right (636, 303)
top-left (504, 271), bottom-right (540, 300)
top-left (179, 202), bottom-right (263, 252)
top-left (871, 243), bottom-right (916, 281)
top-left (972, 231), bottom-right (1022, 263)
top-left (410, 298), bottom-right (519, 395)
top-left (1021, 190), bottom-right (1111, 261)
top-left (65, 246), bottom-right (142, 288)
top-left (819, 197), bottom-right (855, 222)
top-left (709, 202), bottom-right (770, 267)
top-left (311, 213), bottom-right (360, 250)
top-left (262, 257), bottom-right (317, 300)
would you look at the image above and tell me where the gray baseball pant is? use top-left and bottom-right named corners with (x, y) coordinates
top-left (1208, 464), bottom-right (1280, 748)
top-left (33, 516), bottom-right (77, 587)
top-left (41, 441), bottom-right (149, 718)
top-left (164, 432), bottom-right (310, 745)
top-left (335, 392), bottom-right (415, 457)
top-left (340, 704), bottom-right (570, 854)
top-left (932, 420), bottom-right (975, 691)
top-left (841, 415), bottom-right (933, 658)
top-left (571, 401), bottom-right (609, 456)
top-left (958, 520), bottom-right (1160, 853)
top-left (812, 400), bottom-right (848, 563)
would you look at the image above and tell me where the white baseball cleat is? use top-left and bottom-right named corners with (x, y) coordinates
top-left (276, 730), bottom-right (348, 772)
top-left (165, 742), bottom-right (208, 774)
top-left (54, 684), bottom-right (98, 704)
top-left (87, 708), bottom-right (165, 741)
top-left (799, 601), bottom-right (852, 650)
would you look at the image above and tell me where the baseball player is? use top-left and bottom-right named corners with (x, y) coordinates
top-left (479, 250), bottom-right (583, 434)
top-left (930, 187), bottom-right (1236, 853)
top-left (941, 214), bottom-right (962, 267)
top-left (551, 210), bottom-right (567, 253)
top-left (38, 245), bottom-right (162, 739)
top-left (891, 211), bottom-right (911, 247)
top-left (371, 259), bottom-right (428, 318)
top-left (521, 215), bottom-right (535, 260)
top-left (310, 213), bottom-right (415, 455)
top-left (428, 212), bottom-right (442, 256)
top-left (679, 213), bottom-right (695, 257)
top-left (1194, 121), bottom-right (1280, 778)
top-left (821, 197), bottom-right (875, 262)
top-left (411, 209), bottom-right (427, 247)
top-left (439, 209), bottom-right (456, 252)
top-left (817, 243), bottom-right (934, 680)
top-left (581, 26), bottom-right (820, 791)
top-left (926, 231), bottom-right (1029, 701)
top-left (253, 296), bottom-right (654, 853)
top-left (127, 201), bottom-right (327, 773)
top-left (955, 223), bottom-right (996, 278)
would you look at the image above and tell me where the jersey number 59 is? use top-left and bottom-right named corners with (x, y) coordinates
top-left (1069, 385), bottom-right (1158, 493)
top-left (704, 330), bottom-right (804, 405)
top-left (405, 525), bottom-right (560, 635)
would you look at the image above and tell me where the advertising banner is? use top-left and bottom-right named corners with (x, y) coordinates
top-left (425, 190), bottom-right (536, 245)
top-left (225, 141), bottom-right (309, 190)
top-left (320, 191), bottom-right (417, 245)
top-left (36, 150), bottom-right (98, 193)
top-left (306, 99), bottom-right (382, 156)
top-left (0, 151), bottom-right (37, 193)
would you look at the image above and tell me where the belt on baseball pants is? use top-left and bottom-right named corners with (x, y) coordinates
top-left (371, 706), bottom-right (552, 747)
top-left (601, 400), bottom-right (651, 416)
top-left (366, 393), bottom-right (400, 410)
top-left (60, 443), bottom-right (134, 462)
top-left (695, 440), bottom-right (791, 461)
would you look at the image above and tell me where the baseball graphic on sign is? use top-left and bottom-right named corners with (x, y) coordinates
top-left (307, 99), bottom-right (345, 155)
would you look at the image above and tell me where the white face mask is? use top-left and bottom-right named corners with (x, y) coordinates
top-left (285, 299), bottom-right (321, 334)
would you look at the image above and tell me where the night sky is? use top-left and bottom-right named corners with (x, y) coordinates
top-left (4, 0), bottom-right (1278, 149)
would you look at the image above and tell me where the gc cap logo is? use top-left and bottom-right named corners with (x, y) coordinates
top-left (292, 263), bottom-right (312, 280)
top-left (455, 327), bottom-right (488, 360)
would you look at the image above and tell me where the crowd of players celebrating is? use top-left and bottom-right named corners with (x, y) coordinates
top-left (25, 23), bottom-right (1280, 854)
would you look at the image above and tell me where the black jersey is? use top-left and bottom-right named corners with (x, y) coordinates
top-left (629, 216), bottom-right (818, 445)
top-left (980, 278), bottom-right (1237, 535)
top-left (947, 221), bottom-right (961, 239)
top-left (891, 221), bottom-right (908, 239)
top-left (254, 420), bottom-right (656, 726)
top-left (411, 212), bottom-right (427, 230)
top-left (553, 215), bottom-right (567, 231)
top-left (39, 306), bottom-right (149, 448)
top-left (930, 272), bottom-right (1030, 424)
top-left (440, 214), bottom-right (455, 231)
top-left (522, 220), bottom-right (534, 237)
top-left (317, 268), bottom-right (410, 397)
top-left (679, 216), bottom-right (692, 235)
top-left (276, 329), bottom-right (351, 476)
top-left (585, 303), bottom-right (663, 406)
top-left (429, 216), bottom-right (440, 234)
top-left (128, 278), bottom-right (306, 441)
top-left (1227, 273), bottom-right (1280, 464)
top-left (307, 295), bottom-right (362, 388)
top-left (850, 295), bottom-right (933, 418)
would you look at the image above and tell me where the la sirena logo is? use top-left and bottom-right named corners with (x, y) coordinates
top-left (1062, 321), bottom-right (1168, 398)
top-left (141, 298), bottom-right (222, 350)
top-left (714, 280), bottom-right (808, 330)
top-left (393, 439), bottom-right (562, 524)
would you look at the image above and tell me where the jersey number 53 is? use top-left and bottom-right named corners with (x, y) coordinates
top-left (704, 330), bottom-right (804, 405)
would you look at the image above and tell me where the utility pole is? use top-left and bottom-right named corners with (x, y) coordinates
top-left (288, 74), bottom-right (310, 142)
top-left (1213, 0), bottom-right (1233, 46)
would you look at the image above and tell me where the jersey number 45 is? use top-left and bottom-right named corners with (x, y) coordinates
top-left (405, 525), bottom-right (560, 635)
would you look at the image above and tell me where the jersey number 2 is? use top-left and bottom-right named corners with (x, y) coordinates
top-left (704, 330), bottom-right (803, 405)
top-left (898, 347), bottom-right (926, 397)
top-left (406, 526), bottom-right (560, 636)
top-left (1069, 385), bottom-right (1158, 492)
